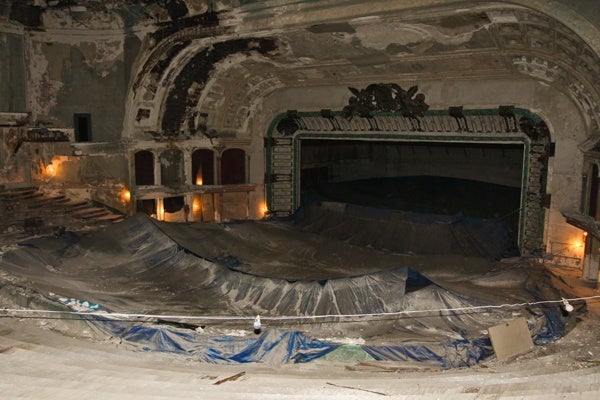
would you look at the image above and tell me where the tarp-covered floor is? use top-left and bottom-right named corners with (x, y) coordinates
top-left (0, 203), bottom-right (579, 367)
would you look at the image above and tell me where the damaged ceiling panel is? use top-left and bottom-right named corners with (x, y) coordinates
top-left (4, 1), bottom-right (599, 137)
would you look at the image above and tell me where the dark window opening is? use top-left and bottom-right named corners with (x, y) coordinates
top-left (74, 113), bottom-right (91, 142)
top-left (136, 199), bottom-right (156, 216)
top-left (134, 150), bottom-right (154, 186)
top-left (164, 196), bottom-right (184, 213)
top-left (221, 148), bottom-right (246, 184)
top-left (192, 149), bottom-right (214, 185)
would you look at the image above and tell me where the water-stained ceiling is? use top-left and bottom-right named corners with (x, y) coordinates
top-left (116, 1), bottom-right (600, 139)
top-left (4, 1), bottom-right (600, 138)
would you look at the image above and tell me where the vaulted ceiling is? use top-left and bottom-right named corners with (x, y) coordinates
top-left (122, 1), bottom-right (600, 139)
top-left (5, 1), bottom-right (600, 138)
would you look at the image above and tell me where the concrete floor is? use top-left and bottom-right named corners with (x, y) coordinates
top-left (0, 305), bottom-right (598, 399)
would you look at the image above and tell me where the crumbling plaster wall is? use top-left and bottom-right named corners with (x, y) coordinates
top-left (0, 127), bottom-right (28, 186)
top-left (255, 77), bottom-right (587, 260)
top-left (0, 6), bottom-right (142, 206)
top-left (0, 128), bottom-right (72, 187)
top-left (25, 34), bottom-right (134, 141)
top-left (41, 150), bottom-right (129, 213)
top-left (0, 31), bottom-right (27, 112)
top-left (21, 6), bottom-right (142, 142)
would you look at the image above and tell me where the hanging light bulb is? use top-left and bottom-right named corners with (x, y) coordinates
top-left (562, 298), bottom-right (574, 313)
top-left (253, 315), bottom-right (262, 334)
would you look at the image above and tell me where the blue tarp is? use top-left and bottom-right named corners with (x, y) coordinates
top-left (94, 318), bottom-right (338, 364)
top-left (363, 337), bottom-right (494, 368)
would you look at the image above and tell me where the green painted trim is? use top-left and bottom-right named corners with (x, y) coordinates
top-left (265, 108), bottom-right (545, 253)
top-left (520, 140), bottom-right (530, 252)
top-left (265, 140), bottom-right (272, 208)
top-left (266, 107), bottom-right (544, 136)
top-left (291, 132), bottom-right (529, 252)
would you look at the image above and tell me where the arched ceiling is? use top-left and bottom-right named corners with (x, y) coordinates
top-left (115, 1), bottom-right (600, 139)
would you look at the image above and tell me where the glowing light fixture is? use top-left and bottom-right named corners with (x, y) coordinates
top-left (260, 203), bottom-right (268, 217)
top-left (46, 163), bottom-right (56, 177)
top-left (575, 231), bottom-right (587, 249)
top-left (120, 188), bottom-right (131, 203)
top-left (157, 202), bottom-right (165, 221)
top-left (195, 170), bottom-right (203, 186)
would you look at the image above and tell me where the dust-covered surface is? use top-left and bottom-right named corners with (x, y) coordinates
top-left (0, 205), bottom-right (599, 397)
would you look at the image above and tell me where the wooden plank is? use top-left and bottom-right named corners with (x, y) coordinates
top-left (488, 317), bottom-right (534, 361)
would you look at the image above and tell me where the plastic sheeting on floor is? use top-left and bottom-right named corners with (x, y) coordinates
top-left (297, 201), bottom-right (512, 259)
top-left (95, 320), bottom-right (338, 364)
top-left (0, 213), bottom-right (576, 367)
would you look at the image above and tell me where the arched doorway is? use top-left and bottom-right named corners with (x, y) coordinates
top-left (221, 148), bottom-right (246, 184)
top-left (192, 149), bottom-right (214, 185)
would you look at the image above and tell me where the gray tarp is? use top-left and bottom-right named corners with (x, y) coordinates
top-left (0, 212), bottom-right (574, 366)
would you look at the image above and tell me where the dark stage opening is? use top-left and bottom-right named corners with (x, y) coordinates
top-left (299, 139), bottom-right (524, 256)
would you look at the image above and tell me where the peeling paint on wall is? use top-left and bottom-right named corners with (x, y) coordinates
top-left (41, 9), bottom-right (125, 30)
top-left (26, 41), bottom-right (64, 122)
top-left (352, 21), bottom-right (489, 51)
top-left (77, 40), bottom-right (124, 78)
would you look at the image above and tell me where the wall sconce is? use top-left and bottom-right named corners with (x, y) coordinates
top-left (120, 188), bottom-right (131, 203)
top-left (45, 163), bottom-right (56, 177)
top-left (259, 202), bottom-right (270, 218)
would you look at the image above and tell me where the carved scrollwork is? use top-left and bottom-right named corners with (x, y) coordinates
top-left (518, 116), bottom-right (549, 141)
top-left (276, 117), bottom-right (300, 136)
top-left (342, 83), bottom-right (429, 120)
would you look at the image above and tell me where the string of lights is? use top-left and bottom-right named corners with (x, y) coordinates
top-left (0, 295), bottom-right (598, 324)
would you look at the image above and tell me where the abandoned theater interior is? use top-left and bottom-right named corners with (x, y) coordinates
top-left (1, 0), bottom-right (600, 397)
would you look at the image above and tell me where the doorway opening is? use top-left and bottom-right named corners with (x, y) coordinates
top-left (74, 113), bottom-right (91, 142)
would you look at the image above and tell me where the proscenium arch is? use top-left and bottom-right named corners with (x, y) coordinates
top-left (265, 108), bottom-right (553, 257)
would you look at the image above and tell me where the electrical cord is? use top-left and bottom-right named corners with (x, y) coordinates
top-left (0, 295), bottom-right (598, 324)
